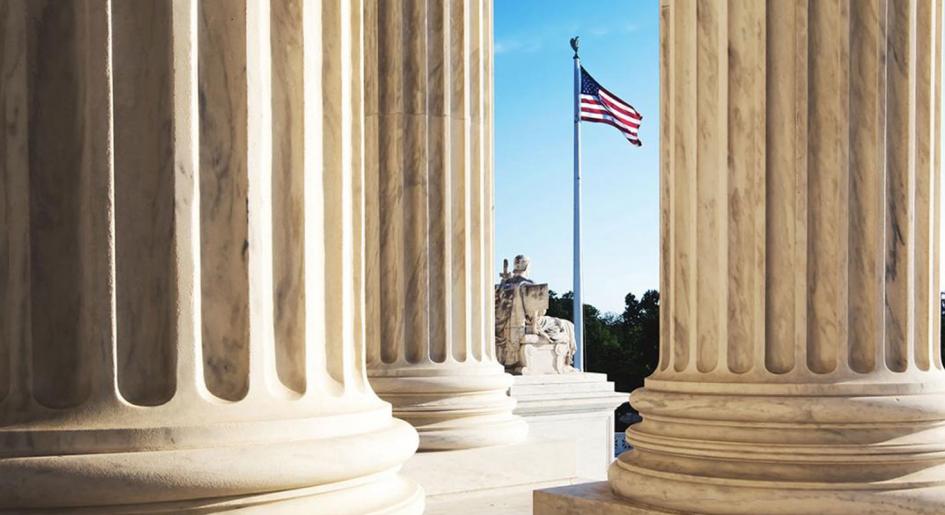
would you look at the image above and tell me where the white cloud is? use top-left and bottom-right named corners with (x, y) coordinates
top-left (494, 38), bottom-right (543, 56)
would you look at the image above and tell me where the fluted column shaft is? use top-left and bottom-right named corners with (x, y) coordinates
top-left (0, 1), bottom-right (422, 512)
top-left (610, 1), bottom-right (945, 513)
top-left (363, 0), bottom-right (527, 450)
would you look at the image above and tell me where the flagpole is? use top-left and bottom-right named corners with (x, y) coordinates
top-left (570, 37), bottom-right (585, 371)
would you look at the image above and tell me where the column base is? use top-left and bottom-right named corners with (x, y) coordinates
top-left (23, 472), bottom-right (424, 514)
top-left (0, 411), bottom-right (422, 513)
top-left (370, 363), bottom-right (528, 450)
top-left (607, 380), bottom-right (945, 514)
top-left (608, 461), bottom-right (945, 515)
top-left (536, 479), bottom-right (945, 515)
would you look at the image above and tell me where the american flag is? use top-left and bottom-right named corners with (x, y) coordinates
top-left (579, 67), bottom-right (642, 146)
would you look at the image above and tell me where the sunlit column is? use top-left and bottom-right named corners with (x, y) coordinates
top-left (0, 1), bottom-right (422, 511)
top-left (609, 1), bottom-right (945, 513)
top-left (363, 0), bottom-right (528, 450)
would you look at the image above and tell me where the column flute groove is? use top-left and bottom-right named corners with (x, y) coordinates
top-left (0, 0), bottom-right (30, 407)
top-left (170, 0), bottom-right (203, 401)
top-left (113, 0), bottom-right (177, 406)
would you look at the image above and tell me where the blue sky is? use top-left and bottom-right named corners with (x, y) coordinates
top-left (494, 0), bottom-right (660, 313)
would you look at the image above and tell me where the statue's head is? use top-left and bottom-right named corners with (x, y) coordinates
top-left (513, 255), bottom-right (530, 276)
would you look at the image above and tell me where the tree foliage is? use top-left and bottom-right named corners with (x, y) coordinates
top-left (549, 289), bottom-right (660, 393)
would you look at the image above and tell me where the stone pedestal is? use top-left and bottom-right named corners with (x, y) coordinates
top-left (540, 1), bottom-right (945, 513)
top-left (363, 0), bottom-right (527, 450)
top-left (512, 373), bottom-right (626, 480)
top-left (401, 374), bottom-right (623, 513)
top-left (0, 1), bottom-right (422, 512)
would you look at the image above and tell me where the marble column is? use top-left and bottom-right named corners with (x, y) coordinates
top-left (607, 1), bottom-right (945, 513)
top-left (0, 0), bottom-right (423, 512)
top-left (363, 0), bottom-right (527, 450)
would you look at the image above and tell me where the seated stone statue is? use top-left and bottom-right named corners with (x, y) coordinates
top-left (495, 255), bottom-right (577, 375)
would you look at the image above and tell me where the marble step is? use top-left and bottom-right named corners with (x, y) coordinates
top-left (512, 380), bottom-right (622, 396)
top-left (425, 478), bottom-right (588, 515)
top-left (534, 481), bottom-right (672, 515)
top-left (511, 372), bottom-right (627, 416)
top-left (510, 371), bottom-right (613, 386)
top-left (402, 437), bottom-right (578, 497)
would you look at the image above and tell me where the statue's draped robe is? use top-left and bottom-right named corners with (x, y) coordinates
top-left (495, 276), bottom-right (576, 370)
top-left (494, 275), bottom-right (527, 366)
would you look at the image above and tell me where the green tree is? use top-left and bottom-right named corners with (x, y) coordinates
top-left (546, 289), bottom-right (660, 393)
top-left (625, 290), bottom-right (660, 380)
top-left (547, 290), bottom-right (572, 320)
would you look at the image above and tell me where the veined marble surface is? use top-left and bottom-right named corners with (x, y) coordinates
top-left (362, 0), bottom-right (526, 451)
top-left (0, 1), bottom-right (423, 511)
top-left (591, 1), bottom-right (945, 514)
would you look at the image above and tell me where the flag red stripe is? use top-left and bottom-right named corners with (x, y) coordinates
top-left (581, 94), bottom-right (641, 125)
top-left (587, 117), bottom-right (641, 145)
top-left (598, 89), bottom-right (642, 120)
top-left (581, 116), bottom-right (639, 137)
top-left (581, 110), bottom-right (641, 134)
top-left (598, 87), bottom-right (641, 117)
top-left (580, 106), bottom-right (641, 128)
top-left (581, 111), bottom-right (641, 131)
top-left (581, 115), bottom-right (640, 140)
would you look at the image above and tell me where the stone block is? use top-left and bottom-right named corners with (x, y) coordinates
top-left (512, 373), bottom-right (627, 480)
